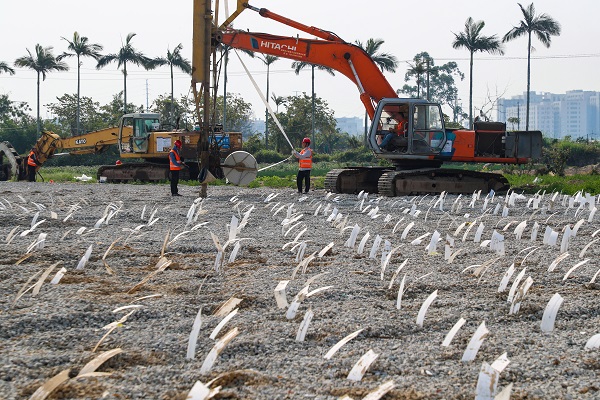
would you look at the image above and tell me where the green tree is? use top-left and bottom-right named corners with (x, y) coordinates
top-left (0, 61), bottom-right (15, 75)
top-left (399, 52), bottom-right (464, 110)
top-left (217, 44), bottom-right (254, 132)
top-left (99, 91), bottom-right (144, 127)
top-left (507, 116), bottom-right (520, 131)
top-left (315, 129), bottom-right (352, 154)
top-left (214, 93), bottom-right (254, 136)
top-left (150, 44), bottom-right (192, 124)
top-left (14, 44), bottom-right (69, 136)
top-left (452, 17), bottom-right (504, 129)
top-left (260, 55), bottom-right (279, 148)
top-left (503, 3), bottom-right (561, 131)
top-left (354, 38), bottom-right (398, 145)
top-left (270, 93), bottom-right (286, 113)
top-left (290, 61), bottom-right (335, 146)
top-left (267, 93), bottom-right (337, 153)
top-left (403, 56), bottom-right (427, 98)
top-left (57, 32), bottom-right (103, 135)
top-left (96, 33), bottom-right (154, 114)
top-left (0, 94), bottom-right (37, 153)
top-left (46, 94), bottom-right (107, 135)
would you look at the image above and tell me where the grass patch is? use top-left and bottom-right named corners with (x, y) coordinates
top-left (32, 165), bottom-right (600, 195)
top-left (36, 166), bottom-right (99, 183)
top-left (507, 174), bottom-right (600, 195)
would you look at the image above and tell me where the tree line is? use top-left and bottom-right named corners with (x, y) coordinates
top-left (0, 2), bottom-right (561, 154)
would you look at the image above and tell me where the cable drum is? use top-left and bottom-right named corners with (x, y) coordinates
top-left (222, 151), bottom-right (258, 186)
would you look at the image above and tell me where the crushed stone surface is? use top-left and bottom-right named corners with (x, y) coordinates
top-left (0, 182), bottom-right (599, 399)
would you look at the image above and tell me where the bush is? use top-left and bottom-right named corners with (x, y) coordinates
top-left (312, 152), bottom-right (331, 163)
top-left (332, 148), bottom-right (377, 164)
top-left (254, 149), bottom-right (288, 163)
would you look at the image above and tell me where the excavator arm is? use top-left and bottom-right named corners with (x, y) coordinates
top-left (218, 30), bottom-right (397, 120)
top-left (215, 3), bottom-right (397, 120)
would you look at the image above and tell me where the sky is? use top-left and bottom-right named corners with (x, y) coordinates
top-left (1, 0), bottom-right (599, 125)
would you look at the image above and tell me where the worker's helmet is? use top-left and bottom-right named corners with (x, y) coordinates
top-left (302, 137), bottom-right (311, 145)
top-left (174, 139), bottom-right (182, 147)
top-left (115, 160), bottom-right (122, 165)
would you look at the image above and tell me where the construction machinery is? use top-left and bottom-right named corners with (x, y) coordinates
top-left (0, 113), bottom-right (242, 183)
top-left (210, 1), bottom-right (543, 195)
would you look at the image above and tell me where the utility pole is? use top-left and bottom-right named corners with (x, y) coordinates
top-left (145, 80), bottom-right (149, 112)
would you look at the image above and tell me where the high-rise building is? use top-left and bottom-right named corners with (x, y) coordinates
top-left (497, 90), bottom-right (600, 139)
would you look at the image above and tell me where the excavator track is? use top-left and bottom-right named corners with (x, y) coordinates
top-left (96, 163), bottom-right (171, 183)
top-left (325, 167), bottom-right (391, 194)
top-left (97, 162), bottom-right (201, 183)
top-left (377, 168), bottom-right (510, 196)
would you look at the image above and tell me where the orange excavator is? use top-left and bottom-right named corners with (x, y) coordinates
top-left (211, 2), bottom-right (543, 195)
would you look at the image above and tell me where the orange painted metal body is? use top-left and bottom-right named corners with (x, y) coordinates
top-left (216, 3), bottom-right (541, 169)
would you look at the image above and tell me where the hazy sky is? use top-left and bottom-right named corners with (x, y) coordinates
top-left (1, 0), bottom-right (599, 123)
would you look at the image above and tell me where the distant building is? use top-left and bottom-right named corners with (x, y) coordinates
top-left (336, 117), bottom-right (363, 136)
top-left (497, 90), bottom-right (600, 139)
top-left (249, 116), bottom-right (365, 137)
top-left (250, 118), bottom-right (265, 137)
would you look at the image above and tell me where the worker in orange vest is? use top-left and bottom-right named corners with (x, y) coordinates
top-left (293, 137), bottom-right (313, 194)
top-left (379, 112), bottom-right (408, 151)
top-left (169, 140), bottom-right (186, 196)
top-left (27, 148), bottom-right (39, 182)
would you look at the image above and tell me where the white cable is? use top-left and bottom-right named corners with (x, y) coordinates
top-left (234, 50), bottom-right (294, 150)
top-left (258, 156), bottom-right (294, 172)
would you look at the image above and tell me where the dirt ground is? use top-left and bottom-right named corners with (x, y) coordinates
top-left (0, 182), bottom-right (598, 400)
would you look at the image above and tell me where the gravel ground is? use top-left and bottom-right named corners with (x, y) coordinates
top-left (0, 181), bottom-right (598, 400)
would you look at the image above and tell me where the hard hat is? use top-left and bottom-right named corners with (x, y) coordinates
top-left (174, 139), bottom-right (182, 147)
top-left (115, 160), bottom-right (122, 165)
top-left (302, 137), bottom-right (311, 144)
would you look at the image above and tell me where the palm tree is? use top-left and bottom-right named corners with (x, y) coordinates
top-left (503, 3), bottom-right (561, 131)
top-left (270, 93), bottom-right (287, 113)
top-left (151, 43), bottom-right (192, 124)
top-left (0, 61), bottom-right (15, 75)
top-left (354, 38), bottom-right (398, 145)
top-left (260, 54), bottom-right (279, 148)
top-left (452, 17), bottom-right (504, 129)
top-left (57, 32), bottom-right (103, 135)
top-left (14, 44), bottom-right (69, 135)
top-left (96, 33), bottom-right (153, 114)
top-left (291, 61), bottom-right (335, 146)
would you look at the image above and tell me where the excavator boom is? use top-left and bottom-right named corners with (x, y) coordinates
top-left (218, 29), bottom-right (396, 119)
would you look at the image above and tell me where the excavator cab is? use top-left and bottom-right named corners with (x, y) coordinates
top-left (118, 113), bottom-right (160, 154)
top-left (371, 98), bottom-right (446, 158)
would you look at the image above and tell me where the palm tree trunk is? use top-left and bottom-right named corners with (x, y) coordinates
top-left (123, 62), bottom-right (127, 114)
top-left (311, 65), bottom-right (315, 146)
top-left (36, 71), bottom-right (41, 136)
top-left (363, 110), bottom-right (368, 147)
top-left (170, 63), bottom-right (174, 125)
top-left (526, 32), bottom-right (531, 131)
top-left (76, 55), bottom-right (81, 135)
top-left (469, 51), bottom-right (474, 130)
top-left (265, 64), bottom-right (270, 148)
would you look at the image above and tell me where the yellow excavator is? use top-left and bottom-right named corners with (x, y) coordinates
top-left (0, 113), bottom-right (242, 182)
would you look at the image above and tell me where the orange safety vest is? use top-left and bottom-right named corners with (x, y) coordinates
top-left (169, 148), bottom-right (181, 171)
top-left (396, 120), bottom-right (408, 136)
top-left (27, 151), bottom-right (37, 167)
top-left (298, 148), bottom-right (312, 169)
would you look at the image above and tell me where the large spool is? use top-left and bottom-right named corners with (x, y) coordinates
top-left (222, 151), bottom-right (258, 186)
